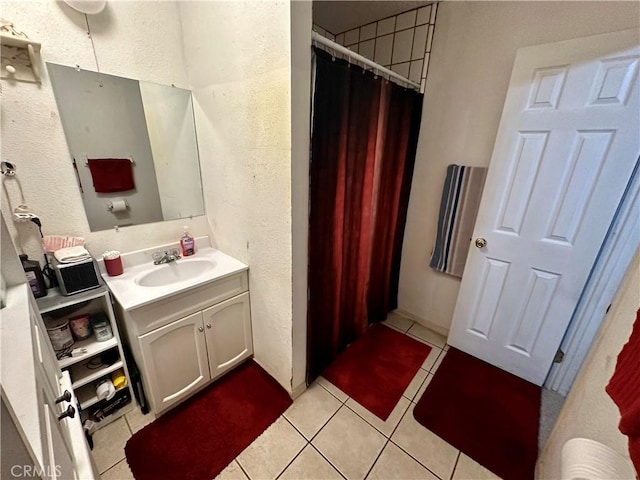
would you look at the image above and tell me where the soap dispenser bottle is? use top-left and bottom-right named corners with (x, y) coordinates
top-left (180, 226), bottom-right (195, 256)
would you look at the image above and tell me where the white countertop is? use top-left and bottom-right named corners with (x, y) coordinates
top-left (101, 246), bottom-right (248, 311)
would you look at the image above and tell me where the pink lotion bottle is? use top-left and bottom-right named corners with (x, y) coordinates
top-left (180, 226), bottom-right (195, 256)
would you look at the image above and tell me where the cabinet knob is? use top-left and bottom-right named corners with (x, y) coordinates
top-left (206, 324), bottom-right (212, 329)
top-left (55, 390), bottom-right (72, 404)
top-left (57, 404), bottom-right (76, 421)
top-left (198, 326), bottom-right (204, 333)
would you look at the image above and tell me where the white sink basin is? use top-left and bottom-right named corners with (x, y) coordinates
top-left (135, 259), bottom-right (216, 287)
top-left (101, 246), bottom-right (248, 310)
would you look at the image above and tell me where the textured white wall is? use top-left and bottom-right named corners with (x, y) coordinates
top-left (537, 249), bottom-right (639, 478)
top-left (290, 0), bottom-right (312, 395)
top-left (179, 1), bottom-right (294, 391)
top-left (1, 1), bottom-right (211, 260)
top-left (398, 1), bottom-right (640, 332)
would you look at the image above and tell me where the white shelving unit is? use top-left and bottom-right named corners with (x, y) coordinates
top-left (36, 286), bottom-right (134, 425)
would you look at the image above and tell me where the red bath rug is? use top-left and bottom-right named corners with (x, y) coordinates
top-left (125, 360), bottom-right (292, 480)
top-left (322, 323), bottom-right (431, 420)
top-left (414, 347), bottom-right (541, 480)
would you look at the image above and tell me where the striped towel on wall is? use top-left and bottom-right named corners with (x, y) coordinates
top-left (429, 164), bottom-right (487, 278)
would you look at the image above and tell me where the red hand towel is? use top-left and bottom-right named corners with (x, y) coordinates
top-left (87, 158), bottom-right (135, 193)
top-left (606, 308), bottom-right (640, 475)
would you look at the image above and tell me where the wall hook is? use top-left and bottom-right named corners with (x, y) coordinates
top-left (1, 160), bottom-right (16, 176)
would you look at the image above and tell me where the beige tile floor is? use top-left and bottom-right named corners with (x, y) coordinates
top-left (94, 312), bottom-right (500, 480)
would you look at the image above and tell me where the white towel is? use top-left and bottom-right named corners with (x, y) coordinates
top-left (54, 246), bottom-right (91, 263)
top-left (42, 235), bottom-right (85, 253)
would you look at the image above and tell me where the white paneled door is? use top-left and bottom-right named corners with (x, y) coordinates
top-left (448, 29), bottom-right (640, 385)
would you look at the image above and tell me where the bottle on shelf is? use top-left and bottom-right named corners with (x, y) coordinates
top-left (20, 254), bottom-right (47, 298)
top-left (180, 226), bottom-right (195, 256)
top-left (91, 312), bottom-right (113, 341)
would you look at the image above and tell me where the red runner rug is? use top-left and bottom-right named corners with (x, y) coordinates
top-left (322, 323), bottom-right (431, 420)
top-left (125, 361), bottom-right (292, 480)
top-left (606, 308), bottom-right (640, 474)
top-left (413, 348), bottom-right (541, 480)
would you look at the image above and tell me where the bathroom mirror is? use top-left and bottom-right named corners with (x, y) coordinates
top-left (47, 63), bottom-right (205, 231)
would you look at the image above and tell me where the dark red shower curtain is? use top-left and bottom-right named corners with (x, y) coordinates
top-left (307, 49), bottom-right (423, 381)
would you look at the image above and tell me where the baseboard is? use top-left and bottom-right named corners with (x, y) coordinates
top-left (393, 308), bottom-right (450, 338)
top-left (290, 381), bottom-right (307, 399)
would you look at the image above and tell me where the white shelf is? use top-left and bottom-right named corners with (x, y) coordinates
top-left (69, 359), bottom-right (124, 390)
top-left (58, 336), bottom-right (118, 369)
top-left (35, 282), bottom-right (134, 431)
top-left (76, 383), bottom-right (129, 411)
top-left (0, 33), bottom-right (41, 52)
top-left (76, 384), bottom-right (101, 410)
top-left (36, 286), bottom-right (108, 314)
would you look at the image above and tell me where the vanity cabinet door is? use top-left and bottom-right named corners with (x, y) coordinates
top-left (202, 292), bottom-right (253, 380)
top-left (139, 312), bottom-right (210, 414)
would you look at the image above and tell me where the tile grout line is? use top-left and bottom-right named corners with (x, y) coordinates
top-left (430, 349), bottom-right (447, 374)
top-left (308, 442), bottom-right (348, 480)
top-left (240, 415), bottom-right (308, 480)
top-left (362, 437), bottom-right (391, 480)
top-left (403, 371), bottom-right (429, 403)
top-left (280, 413), bottom-right (347, 480)
top-left (449, 451), bottom-right (462, 480)
top-left (342, 395), bottom-right (411, 439)
top-left (272, 424), bottom-right (308, 480)
top-left (100, 458), bottom-right (125, 477)
top-left (123, 413), bottom-right (133, 436)
top-left (315, 378), bottom-right (349, 405)
top-left (234, 457), bottom-right (252, 480)
top-left (386, 400), bottom-right (452, 480)
top-left (388, 437), bottom-right (446, 480)
top-left (283, 401), bottom-right (344, 445)
top-left (96, 417), bottom-right (130, 475)
top-left (388, 406), bottom-right (445, 479)
top-left (317, 365), bottom-right (420, 437)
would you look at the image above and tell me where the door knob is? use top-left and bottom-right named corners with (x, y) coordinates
top-left (475, 237), bottom-right (487, 248)
top-left (57, 405), bottom-right (76, 421)
top-left (198, 326), bottom-right (204, 332)
top-left (206, 324), bottom-right (211, 329)
top-left (55, 390), bottom-right (72, 404)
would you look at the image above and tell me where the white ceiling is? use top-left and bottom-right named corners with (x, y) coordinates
top-left (313, 1), bottom-right (433, 35)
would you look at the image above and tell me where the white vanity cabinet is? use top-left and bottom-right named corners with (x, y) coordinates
top-left (138, 311), bottom-right (210, 413)
top-left (115, 271), bottom-right (252, 415)
top-left (203, 292), bottom-right (252, 379)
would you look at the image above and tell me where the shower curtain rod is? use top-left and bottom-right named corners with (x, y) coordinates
top-left (312, 31), bottom-right (421, 90)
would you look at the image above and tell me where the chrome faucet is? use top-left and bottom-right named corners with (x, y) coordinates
top-left (152, 249), bottom-right (181, 265)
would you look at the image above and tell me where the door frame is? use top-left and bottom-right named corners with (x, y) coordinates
top-left (545, 158), bottom-right (640, 395)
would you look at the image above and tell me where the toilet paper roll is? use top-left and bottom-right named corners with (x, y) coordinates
top-left (561, 438), bottom-right (635, 480)
top-left (106, 199), bottom-right (128, 212)
top-left (96, 379), bottom-right (116, 401)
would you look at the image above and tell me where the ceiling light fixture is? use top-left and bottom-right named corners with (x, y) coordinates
top-left (63, 0), bottom-right (106, 15)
